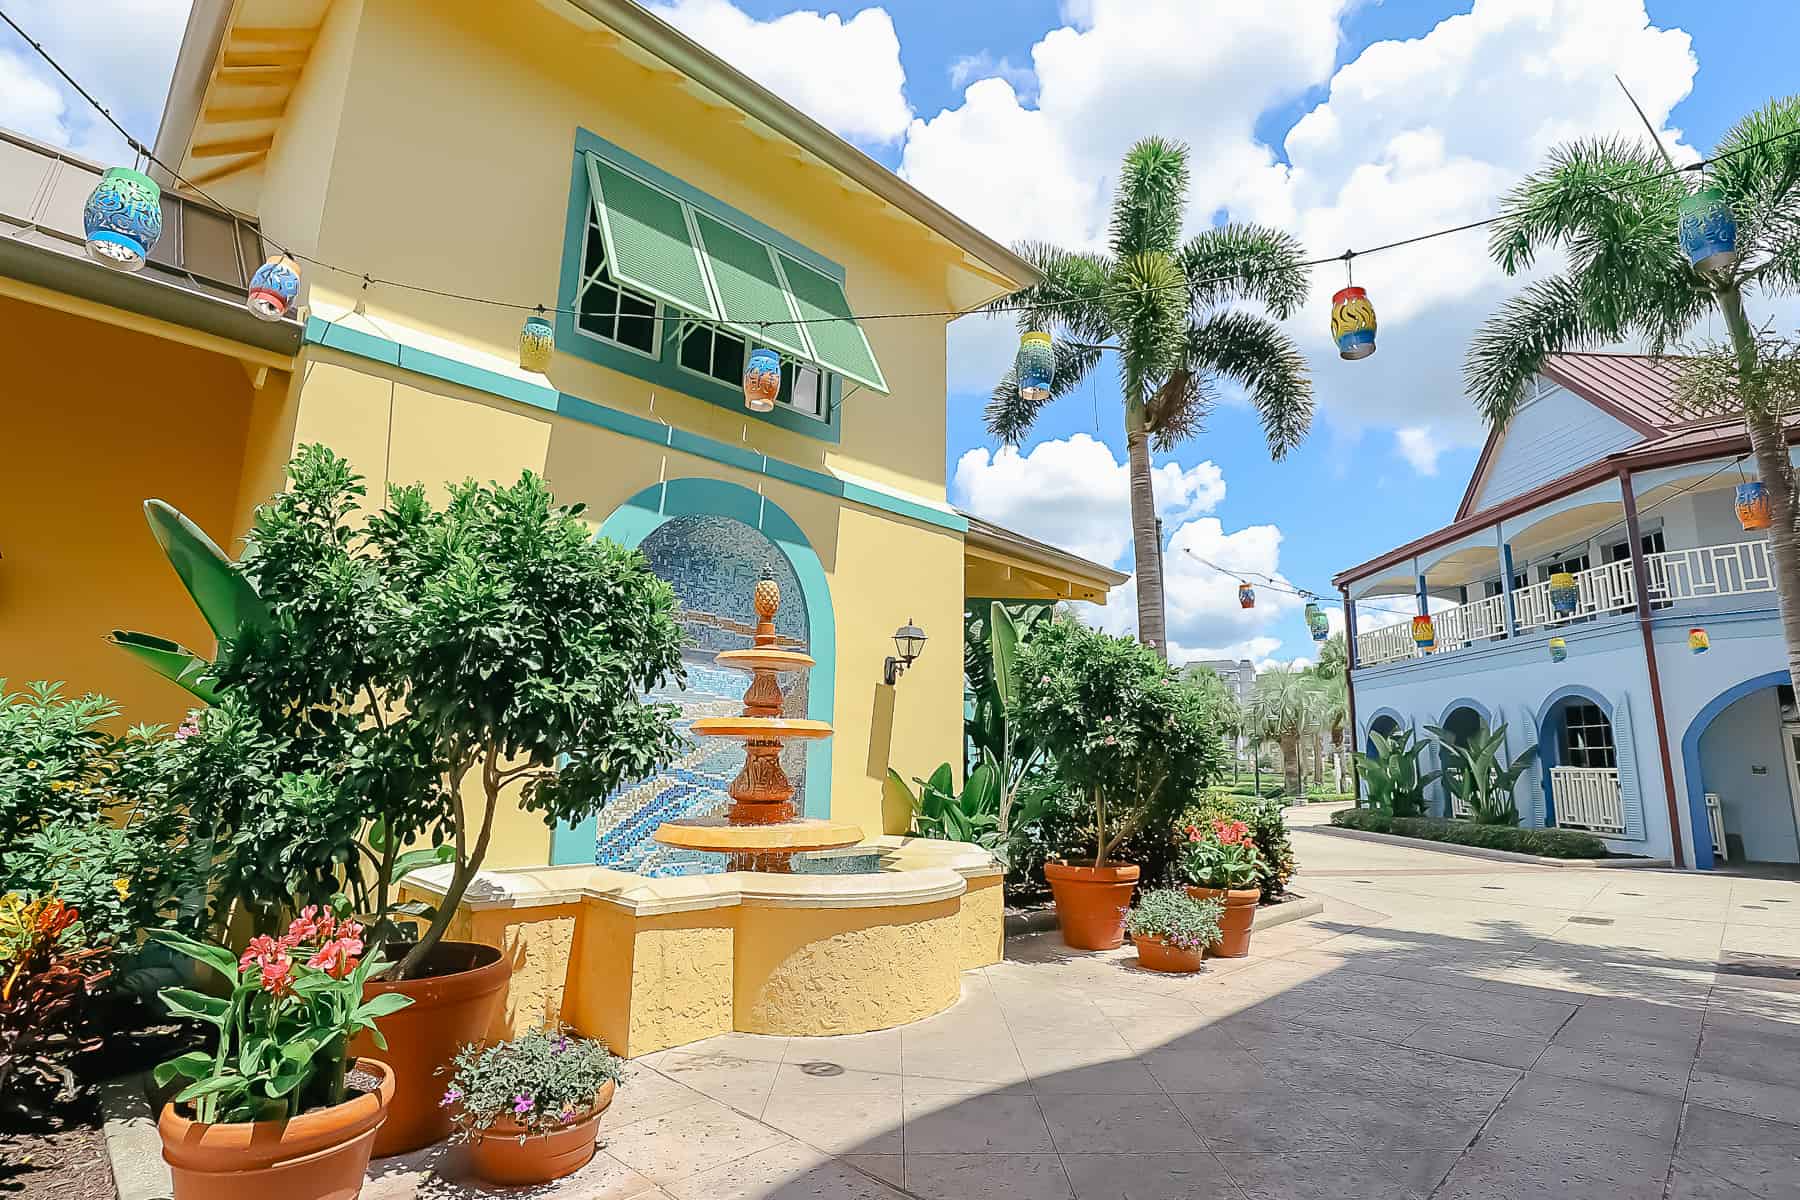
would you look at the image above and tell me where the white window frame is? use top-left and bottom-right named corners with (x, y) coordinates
top-left (673, 318), bottom-right (834, 425)
top-left (574, 207), bottom-right (664, 362)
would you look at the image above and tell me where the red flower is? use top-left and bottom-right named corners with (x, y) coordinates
top-left (241, 934), bottom-right (297, 996)
top-left (305, 919), bottom-right (365, 979)
top-left (260, 957), bottom-right (296, 997)
top-left (1211, 818), bottom-right (1251, 846)
top-left (240, 934), bottom-right (284, 974)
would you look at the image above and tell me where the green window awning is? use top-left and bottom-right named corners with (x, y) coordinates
top-left (585, 154), bottom-right (888, 395)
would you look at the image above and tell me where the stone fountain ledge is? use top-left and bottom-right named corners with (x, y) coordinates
top-left (399, 837), bottom-right (1006, 1056)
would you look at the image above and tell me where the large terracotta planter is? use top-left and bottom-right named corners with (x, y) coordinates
top-left (1187, 886), bottom-right (1260, 958)
top-left (1132, 934), bottom-right (1203, 974)
top-left (158, 1058), bottom-right (392, 1200)
top-left (1045, 862), bottom-right (1139, 950)
top-left (348, 941), bottom-right (509, 1157)
top-left (466, 1079), bottom-right (616, 1187)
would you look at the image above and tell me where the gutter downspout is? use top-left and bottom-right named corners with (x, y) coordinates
top-left (1619, 467), bottom-right (1687, 868)
top-left (1341, 586), bottom-right (1361, 803)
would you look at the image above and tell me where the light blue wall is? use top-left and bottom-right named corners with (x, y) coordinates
top-left (1472, 384), bottom-right (1641, 512)
top-left (1697, 688), bottom-right (1800, 863)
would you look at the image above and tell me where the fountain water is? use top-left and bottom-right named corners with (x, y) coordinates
top-left (653, 575), bottom-right (862, 872)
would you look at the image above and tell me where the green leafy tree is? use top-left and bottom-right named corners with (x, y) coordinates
top-left (964, 601), bottom-right (1053, 834)
top-left (1467, 97), bottom-right (1800, 682)
top-left (1013, 621), bottom-right (1226, 867)
top-left (1251, 665), bottom-right (1325, 796)
top-left (1426, 723), bottom-right (1538, 827)
top-left (984, 136), bottom-right (1314, 657)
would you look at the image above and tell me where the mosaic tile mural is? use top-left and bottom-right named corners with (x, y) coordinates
top-left (591, 514), bottom-right (812, 875)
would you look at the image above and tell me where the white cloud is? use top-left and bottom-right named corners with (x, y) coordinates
top-left (1394, 427), bottom-right (1444, 476)
top-left (948, 51), bottom-right (1035, 100)
top-left (951, 433), bottom-right (1224, 567)
top-left (646, 1), bottom-right (912, 144)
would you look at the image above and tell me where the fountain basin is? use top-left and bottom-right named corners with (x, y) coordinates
top-left (400, 836), bottom-right (1002, 1055)
top-left (685, 717), bottom-right (834, 740)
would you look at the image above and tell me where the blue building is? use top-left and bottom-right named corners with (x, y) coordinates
top-left (1337, 353), bottom-right (1798, 869)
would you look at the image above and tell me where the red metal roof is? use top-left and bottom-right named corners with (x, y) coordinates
top-left (1541, 352), bottom-right (1687, 433)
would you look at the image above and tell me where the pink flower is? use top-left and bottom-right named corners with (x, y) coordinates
top-left (286, 905), bottom-right (330, 945)
top-left (175, 714), bottom-right (200, 740)
top-left (513, 1094), bottom-right (534, 1116)
top-left (558, 1105), bottom-right (577, 1125)
top-left (1104, 735), bottom-right (1117, 745)
top-left (260, 957), bottom-right (296, 997)
top-left (440, 1088), bottom-right (463, 1108)
top-left (239, 934), bottom-right (283, 973)
top-left (241, 935), bottom-right (296, 996)
top-left (307, 931), bottom-right (364, 979)
top-left (1211, 818), bottom-right (1251, 846)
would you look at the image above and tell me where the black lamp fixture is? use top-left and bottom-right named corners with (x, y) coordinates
top-left (884, 619), bottom-right (927, 685)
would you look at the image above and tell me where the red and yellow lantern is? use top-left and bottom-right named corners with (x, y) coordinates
top-left (1411, 614), bottom-right (1435, 650)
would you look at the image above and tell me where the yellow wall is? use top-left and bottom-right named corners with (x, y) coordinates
top-left (0, 298), bottom-right (255, 726)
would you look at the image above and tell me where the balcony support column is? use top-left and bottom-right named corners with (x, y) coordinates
top-left (1498, 530), bottom-right (1519, 639)
top-left (1341, 585), bottom-right (1361, 801)
top-left (1619, 467), bottom-right (1686, 867)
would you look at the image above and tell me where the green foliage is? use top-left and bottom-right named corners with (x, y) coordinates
top-left (1184, 792), bottom-right (1295, 901)
top-left (1126, 887), bottom-right (1222, 952)
top-left (1013, 621), bottom-right (1227, 867)
top-left (1329, 809), bottom-right (1608, 858)
top-left (1425, 723), bottom-right (1537, 827)
top-left (891, 761), bottom-right (1000, 848)
top-left (152, 906), bottom-right (412, 1125)
top-left (0, 681), bottom-right (174, 848)
top-left (1352, 728), bottom-right (1439, 818)
top-left (443, 1027), bottom-right (625, 1138)
top-left (1178, 816), bottom-right (1262, 890)
top-left (5, 818), bottom-right (194, 959)
top-left (963, 601), bottom-right (1052, 834)
top-left (0, 895), bottom-right (110, 1117)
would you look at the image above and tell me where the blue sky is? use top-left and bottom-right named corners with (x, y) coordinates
top-left (6, 0), bottom-right (1796, 666)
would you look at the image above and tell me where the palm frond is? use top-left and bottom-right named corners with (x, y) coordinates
top-left (1145, 367), bottom-right (1218, 453)
top-left (984, 340), bottom-right (1104, 445)
top-left (1109, 137), bottom-right (1190, 261)
top-left (1463, 274), bottom-right (1596, 426)
top-left (976, 241), bottom-right (1113, 340)
top-left (1715, 95), bottom-right (1800, 289)
top-left (1102, 251), bottom-right (1188, 390)
top-left (1178, 224), bottom-right (1311, 319)
top-left (1174, 310), bottom-right (1312, 459)
top-left (1488, 137), bottom-right (1680, 275)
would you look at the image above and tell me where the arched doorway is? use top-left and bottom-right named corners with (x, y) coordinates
top-left (1684, 672), bottom-right (1800, 867)
top-left (549, 479), bottom-right (835, 871)
top-left (1537, 689), bottom-right (1621, 835)
top-left (1365, 710), bottom-right (1402, 756)
top-left (1434, 700), bottom-right (1490, 818)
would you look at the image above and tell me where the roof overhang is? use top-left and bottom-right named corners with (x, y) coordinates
top-left (963, 514), bottom-right (1128, 605)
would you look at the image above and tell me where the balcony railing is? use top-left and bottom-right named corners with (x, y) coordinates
top-left (1355, 538), bottom-right (1775, 668)
top-left (1550, 766), bottom-right (1624, 835)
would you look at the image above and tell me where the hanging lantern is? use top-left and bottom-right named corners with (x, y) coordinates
top-left (1689, 627), bottom-right (1710, 655)
top-left (744, 347), bottom-right (780, 412)
top-left (1238, 582), bottom-right (1255, 609)
top-left (83, 166), bottom-right (163, 272)
top-left (246, 255), bottom-right (300, 321)
top-left (1411, 614), bottom-right (1436, 650)
top-left (1736, 481), bottom-right (1772, 531)
top-left (1678, 187), bottom-right (1737, 274)
top-left (1016, 331), bottom-right (1055, 401)
top-left (1548, 571), bottom-right (1579, 616)
top-left (1549, 637), bottom-right (1567, 664)
top-left (519, 313), bottom-right (555, 373)
top-left (1305, 602), bottom-right (1329, 643)
top-left (1330, 286), bottom-right (1376, 360)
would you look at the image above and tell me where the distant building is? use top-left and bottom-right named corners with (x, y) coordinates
top-left (1187, 658), bottom-right (1256, 705)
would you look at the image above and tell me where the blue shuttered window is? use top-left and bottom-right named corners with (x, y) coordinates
top-left (1612, 691), bottom-right (1648, 841)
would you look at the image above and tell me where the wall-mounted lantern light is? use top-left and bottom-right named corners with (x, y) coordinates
top-left (884, 619), bottom-right (927, 685)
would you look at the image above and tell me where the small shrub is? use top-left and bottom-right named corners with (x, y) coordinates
top-left (1181, 793), bottom-right (1295, 901)
top-left (1126, 887), bottom-right (1222, 952)
top-left (1329, 809), bottom-right (1607, 858)
top-left (1179, 817), bottom-right (1262, 890)
top-left (443, 1027), bottom-right (626, 1137)
top-left (0, 894), bottom-right (111, 1117)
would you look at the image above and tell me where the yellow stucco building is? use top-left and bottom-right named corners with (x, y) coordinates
top-left (0, 0), bottom-right (1123, 1049)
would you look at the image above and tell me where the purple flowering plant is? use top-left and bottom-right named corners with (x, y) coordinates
top-left (1125, 886), bottom-right (1223, 952)
top-left (440, 1025), bottom-right (625, 1138)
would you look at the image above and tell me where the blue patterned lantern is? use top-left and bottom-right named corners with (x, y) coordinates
top-left (83, 167), bottom-right (163, 272)
top-left (1304, 602), bottom-right (1329, 643)
top-left (1548, 571), bottom-right (1579, 616)
top-left (1678, 187), bottom-right (1737, 274)
top-left (1549, 636), bottom-right (1567, 663)
top-left (519, 313), bottom-right (555, 373)
top-left (1016, 331), bottom-right (1055, 401)
top-left (1238, 582), bottom-right (1255, 609)
top-left (744, 348), bottom-right (781, 412)
top-left (1736, 481), bottom-right (1771, 531)
top-left (246, 255), bottom-right (300, 321)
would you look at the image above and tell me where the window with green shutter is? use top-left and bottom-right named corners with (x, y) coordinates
top-left (559, 131), bottom-right (887, 443)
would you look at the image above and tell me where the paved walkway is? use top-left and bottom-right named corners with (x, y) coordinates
top-left (368, 809), bottom-right (1800, 1199)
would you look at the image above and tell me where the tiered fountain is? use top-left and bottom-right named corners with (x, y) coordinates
top-left (653, 575), bottom-right (862, 872)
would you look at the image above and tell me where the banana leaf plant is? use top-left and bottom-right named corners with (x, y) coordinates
top-left (889, 759), bottom-right (1001, 850)
top-left (1351, 727), bottom-right (1439, 818)
top-left (1426, 723), bottom-right (1537, 827)
top-left (970, 601), bottom-right (1051, 834)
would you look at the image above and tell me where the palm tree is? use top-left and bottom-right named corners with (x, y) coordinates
top-left (1186, 665), bottom-right (1246, 778)
top-left (1252, 664), bottom-right (1325, 796)
top-left (1308, 633), bottom-right (1350, 790)
top-left (1467, 98), bottom-right (1800, 683)
top-left (985, 137), bottom-right (1314, 657)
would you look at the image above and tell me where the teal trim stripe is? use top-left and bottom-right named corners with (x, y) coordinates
top-left (301, 316), bottom-right (965, 534)
top-left (549, 478), bottom-right (838, 863)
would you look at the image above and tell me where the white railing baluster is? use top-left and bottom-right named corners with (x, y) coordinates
top-left (1550, 766), bottom-right (1624, 835)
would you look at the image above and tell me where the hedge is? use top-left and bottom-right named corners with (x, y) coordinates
top-left (1329, 808), bottom-right (1609, 859)
top-left (1291, 792), bottom-right (1353, 805)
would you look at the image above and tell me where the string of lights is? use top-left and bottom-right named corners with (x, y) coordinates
top-left (7, 3), bottom-right (1799, 339)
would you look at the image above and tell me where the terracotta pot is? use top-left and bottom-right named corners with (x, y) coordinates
top-left (466, 1079), bottom-right (616, 1187)
top-left (1186, 886), bottom-right (1261, 958)
top-left (158, 1058), bottom-right (392, 1200)
top-left (1045, 862), bottom-right (1139, 950)
top-left (349, 941), bottom-right (510, 1156)
top-left (1132, 934), bottom-right (1204, 974)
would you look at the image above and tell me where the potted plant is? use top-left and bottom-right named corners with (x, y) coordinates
top-left (1181, 817), bottom-right (1263, 957)
top-left (1014, 621), bottom-right (1227, 950)
top-left (1126, 887), bottom-right (1222, 974)
top-left (442, 1027), bottom-right (626, 1186)
top-left (150, 908), bottom-right (412, 1200)
top-left (115, 447), bottom-right (687, 1154)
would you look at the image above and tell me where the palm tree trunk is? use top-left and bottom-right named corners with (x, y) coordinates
top-left (1125, 401), bottom-right (1168, 659)
top-left (1720, 286), bottom-right (1800, 690)
top-left (1280, 731), bottom-right (1299, 795)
